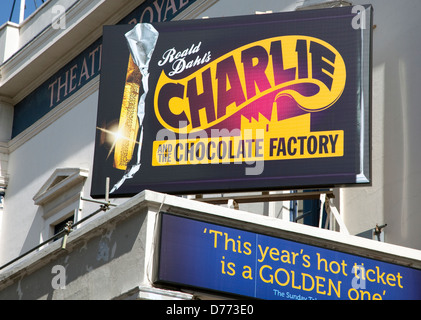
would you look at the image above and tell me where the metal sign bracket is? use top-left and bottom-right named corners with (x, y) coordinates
top-left (194, 190), bottom-right (349, 234)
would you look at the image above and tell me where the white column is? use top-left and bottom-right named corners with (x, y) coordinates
top-left (0, 98), bottom-right (12, 191)
top-left (0, 98), bottom-right (13, 142)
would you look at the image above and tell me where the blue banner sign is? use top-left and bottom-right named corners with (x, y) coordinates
top-left (157, 213), bottom-right (421, 300)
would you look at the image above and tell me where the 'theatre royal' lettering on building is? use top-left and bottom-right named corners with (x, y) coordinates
top-left (12, 0), bottom-right (199, 138)
top-left (46, 0), bottom-right (197, 109)
top-left (47, 44), bottom-right (102, 107)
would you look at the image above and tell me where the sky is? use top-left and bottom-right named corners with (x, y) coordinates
top-left (0, 0), bottom-right (42, 25)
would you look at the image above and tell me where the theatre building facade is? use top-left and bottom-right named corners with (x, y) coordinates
top-left (0, 0), bottom-right (420, 300)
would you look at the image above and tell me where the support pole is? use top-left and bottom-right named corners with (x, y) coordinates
top-left (319, 193), bottom-right (349, 235)
top-left (328, 199), bottom-right (349, 235)
top-left (105, 177), bottom-right (110, 204)
top-left (318, 193), bottom-right (326, 229)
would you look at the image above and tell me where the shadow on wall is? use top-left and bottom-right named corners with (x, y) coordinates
top-left (2, 93), bottom-right (99, 265)
top-left (380, 5), bottom-right (421, 249)
top-left (0, 208), bottom-right (146, 300)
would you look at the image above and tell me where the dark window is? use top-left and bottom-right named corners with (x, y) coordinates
top-left (291, 190), bottom-right (328, 227)
top-left (53, 215), bottom-right (74, 241)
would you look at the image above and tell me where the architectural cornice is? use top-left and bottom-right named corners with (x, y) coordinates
top-left (8, 74), bottom-right (100, 153)
top-left (0, 0), bottom-right (146, 103)
top-left (33, 167), bottom-right (88, 206)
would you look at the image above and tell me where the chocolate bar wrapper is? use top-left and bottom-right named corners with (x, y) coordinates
top-left (113, 55), bottom-right (141, 170)
top-left (110, 23), bottom-right (159, 193)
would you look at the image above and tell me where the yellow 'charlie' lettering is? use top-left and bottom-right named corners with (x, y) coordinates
top-left (154, 35), bottom-right (346, 134)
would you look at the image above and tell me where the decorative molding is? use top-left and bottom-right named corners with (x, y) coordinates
top-left (6, 0), bottom-right (212, 152)
top-left (172, 0), bottom-right (219, 20)
top-left (33, 167), bottom-right (88, 206)
top-left (8, 75), bottom-right (99, 153)
top-left (0, 0), bottom-right (144, 102)
top-left (0, 0), bottom-right (103, 99)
